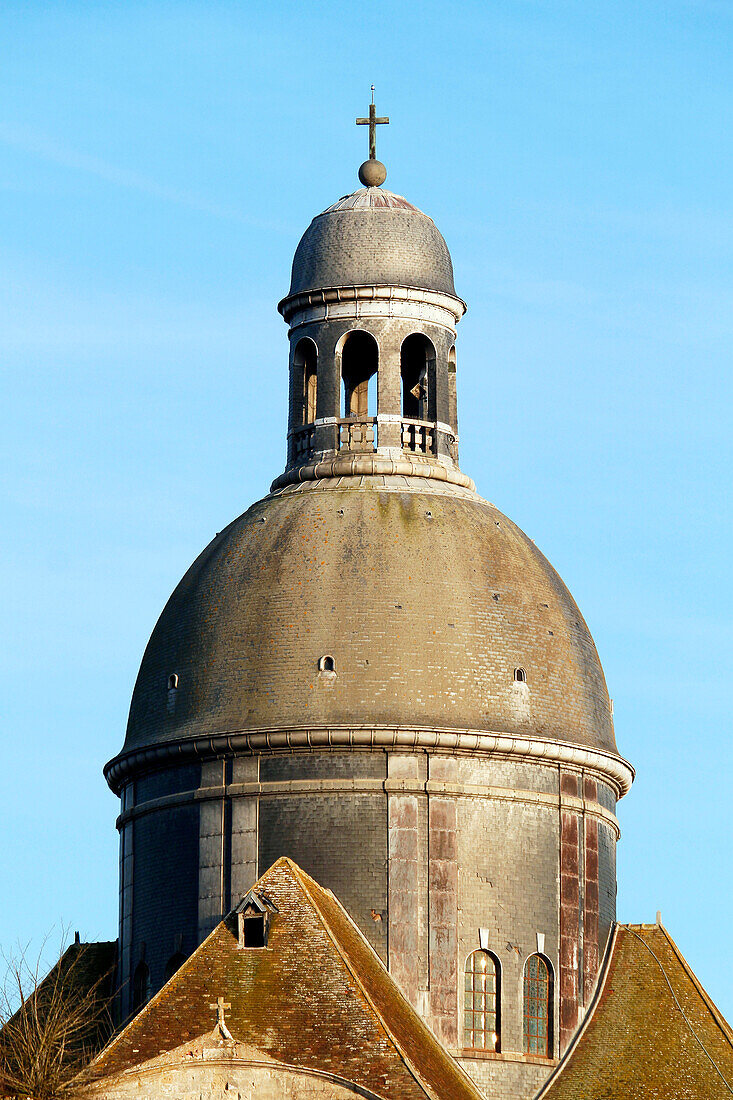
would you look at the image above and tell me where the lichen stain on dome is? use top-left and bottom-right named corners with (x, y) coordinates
top-left (122, 478), bottom-right (620, 762)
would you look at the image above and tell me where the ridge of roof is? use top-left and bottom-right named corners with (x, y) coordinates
top-left (537, 921), bottom-right (733, 1100)
top-left (82, 858), bottom-right (308, 1080)
top-left (656, 923), bottom-right (733, 1049)
top-left (74, 857), bottom-right (481, 1100)
top-left (534, 922), bottom-right (620, 1099)
top-left (77, 905), bottom-right (227, 1080)
top-left (284, 859), bottom-right (484, 1100)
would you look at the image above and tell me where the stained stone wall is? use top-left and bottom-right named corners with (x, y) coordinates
top-left (72, 1059), bottom-right (384, 1100)
top-left (117, 745), bottom-right (619, 1085)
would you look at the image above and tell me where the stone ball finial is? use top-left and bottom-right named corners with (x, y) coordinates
top-left (358, 159), bottom-right (387, 187)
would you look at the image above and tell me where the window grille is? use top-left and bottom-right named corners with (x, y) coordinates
top-left (463, 950), bottom-right (499, 1051)
top-left (523, 954), bottom-right (552, 1056)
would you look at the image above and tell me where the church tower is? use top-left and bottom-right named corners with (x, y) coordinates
top-left (105, 106), bottom-right (633, 1099)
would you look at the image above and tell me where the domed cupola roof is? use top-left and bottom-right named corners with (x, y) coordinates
top-left (283, 185), bottom-right (460, 302)
top-left (105, 110), bottom-right (633, 803)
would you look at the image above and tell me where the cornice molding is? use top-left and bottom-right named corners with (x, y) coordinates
top-left (278, 283), bottom-right (467, 328)
top-left (270, 453), bottom-right (475, 492)
top-left (105, 725), bottom-right (634, 798)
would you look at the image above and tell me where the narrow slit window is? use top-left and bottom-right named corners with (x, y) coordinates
top-left (168, 674), bottom-right (179, 690)
top-left (164, 951), bottom-right (186, 981)
top-left (132, 961), bottom-right (151, 1012)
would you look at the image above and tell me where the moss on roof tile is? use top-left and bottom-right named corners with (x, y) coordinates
top-left (539, 923), bottom-right (733, 1100)
top-left (77, 858), bottom-right (482, 1100)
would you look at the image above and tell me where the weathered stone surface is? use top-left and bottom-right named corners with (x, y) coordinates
top-left (105, 170), bottom-right (631, 1094)
top-left (286, 188), bottom-right (457, 299)
top-left (72, 860), bottom-right (484, 1100)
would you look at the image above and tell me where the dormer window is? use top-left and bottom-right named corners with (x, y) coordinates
top-left (239, 912), bottom-right (267, 947)
top-left (235, 889), bottom-right (278, 949)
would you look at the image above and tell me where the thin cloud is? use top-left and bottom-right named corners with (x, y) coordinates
top-left (0, 123), bottom-right (292, 232)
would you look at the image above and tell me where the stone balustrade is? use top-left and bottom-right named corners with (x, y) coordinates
top-left (288, 417), bottom-right (457, 465)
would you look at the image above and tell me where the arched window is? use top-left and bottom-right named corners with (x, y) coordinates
top-left (167, 673), bottom-right (179, 690)
top-left (318, 655), bottom-right (336, 673)
top-left (523, 954), bottom-right (553, 1056)
top-left (164, 952), bottom-right (186, 981)
top-left (132, 961), bottom-right (151, 1013)
top-left (401, 333), bottom-right (436, 421)
top-left (294, 338), bottom-right (318, 425)
top-left (341, 331), bottom-right (378, 418)
top-left (464, 950), bottom-right (500, 1051)
top-left (514, 667), bottom-right (527, 683)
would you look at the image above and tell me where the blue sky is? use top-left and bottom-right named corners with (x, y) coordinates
top-left (2, 1), bottom-right (732, 1015)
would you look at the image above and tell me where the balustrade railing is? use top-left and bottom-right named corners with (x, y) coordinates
top-left (401, 418), bottom-right (436, 455)
top-left (338, 417), bottom-right (377, 452)
top-left (290, 424), bottom-right (315, 460)
top-left (289, 417), bottom-right (456, 463)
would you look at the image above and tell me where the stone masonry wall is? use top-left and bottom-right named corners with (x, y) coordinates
top-left (74, 1059), bottom-right (383, 1100)
top-left (119, 747), bottom-right (619, 1091)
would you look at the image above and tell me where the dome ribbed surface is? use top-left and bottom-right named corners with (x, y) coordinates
top-left (286, 187), bottom-right (458, 299)
top-left (122, 478), bottom-right (619, 760)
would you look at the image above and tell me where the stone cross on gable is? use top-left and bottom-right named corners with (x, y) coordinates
top-left (356, 86), bottom-right (389, 161)
top-left (210, 996), bottom-right (231, 1028)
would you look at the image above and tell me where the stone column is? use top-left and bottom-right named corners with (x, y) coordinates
top-left (559, 771), bottom-right (580, 1051)
top-left (583, 778), bottom-right (600, 1005)
top-left (118, 783), bottom-right (134, 1020)
top-left (428, 756), bottom-right (458, 1047)
top-left (387, 754), bottom-right (420, 1007)
top-left (377, 321), bottom-right (405, 451)
top-left (198, 760), bottom-right (227, 943)
top-left (230, 757), bottom-right (259, 905)
top-left (313, 324), bottom-right (340, 453)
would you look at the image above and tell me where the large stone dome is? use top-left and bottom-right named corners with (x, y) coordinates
top-left (108, 153), bottom-right (635, 1060)
top-left (284, 187), bottom-right (460, 301)
top-left (108, 476), bottom-right (627, 789)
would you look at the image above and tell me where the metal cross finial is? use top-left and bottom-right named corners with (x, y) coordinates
top-left (356, 88), bottom-right (389, 161)
top-left (210, 996), bottom-right (231, 1028)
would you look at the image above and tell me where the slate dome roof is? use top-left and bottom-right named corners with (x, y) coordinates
top-left (109, 477), bottom-right (627, 789)
top-left (283, 187), bottom-right (459, 301)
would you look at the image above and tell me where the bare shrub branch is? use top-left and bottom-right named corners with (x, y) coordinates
top-left (0, 930), bottom-right (114, 1099)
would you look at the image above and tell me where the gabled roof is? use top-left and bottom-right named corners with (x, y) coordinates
top-left (76, 858), bottom-right (483, 1100)
top-left (538, 923), bottom-right (733, 1099)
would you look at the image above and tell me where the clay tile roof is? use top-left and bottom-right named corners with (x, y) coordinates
top-left (538, 923), bottom-right (733, 1099)
top-left (78, 858), bottom-right (483, 1100)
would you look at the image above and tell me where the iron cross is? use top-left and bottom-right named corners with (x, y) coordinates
top-left (210, 996), bottom-right (231, 1027)
top-left (356, 86), bottom-right (389, 160)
